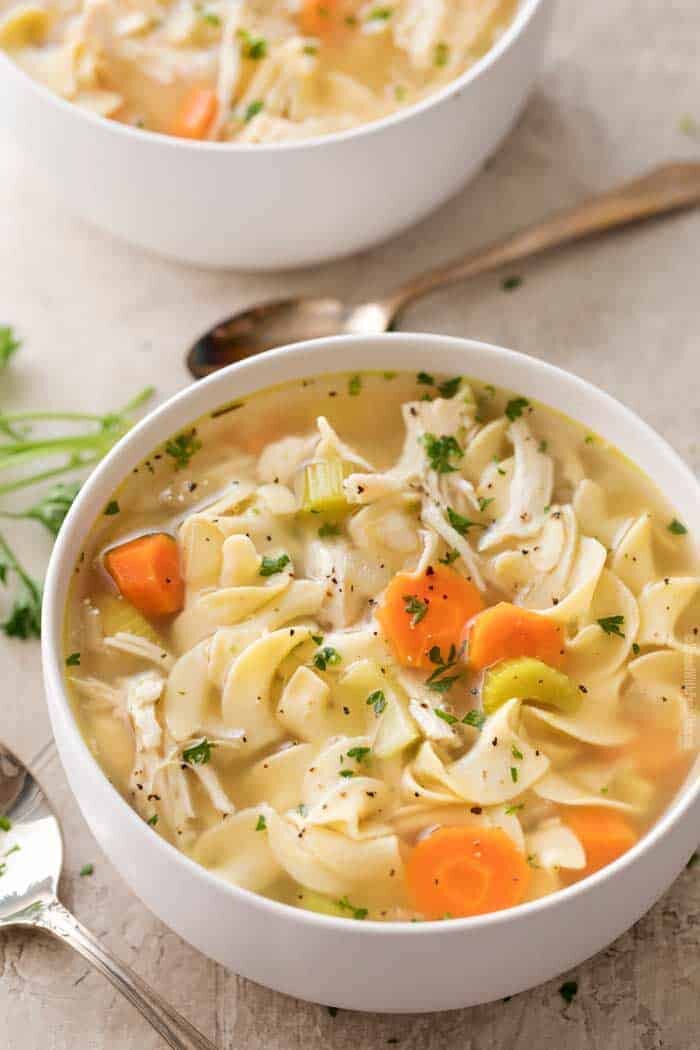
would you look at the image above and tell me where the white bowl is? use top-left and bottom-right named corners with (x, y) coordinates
top-left (0, 0), bottom-right (552, 269)
top-left (42, 334), bottom-right (700, 1012)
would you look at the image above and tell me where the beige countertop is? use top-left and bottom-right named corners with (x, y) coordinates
top-left (1, 0), bottom-right (699, 1046)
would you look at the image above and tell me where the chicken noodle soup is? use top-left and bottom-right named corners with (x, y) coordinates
top-left (64, 371), bottom-right (699, 921)
top-left (0, 0), bottom-right (518, 142)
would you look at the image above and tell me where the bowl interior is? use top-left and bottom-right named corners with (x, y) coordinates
top-left (42, 332), bottom-right (700, 929)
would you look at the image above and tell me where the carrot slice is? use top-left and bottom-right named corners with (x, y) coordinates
top-left (376, 564), bottom-right (483, 670)
top-left (105, 533), bottom-right (184, 617)
top-left (561, 807), bottom-right (638, 878)
top-left (298, 0), bottom-right (359, 38)
top-left (406, 826), bottom-right (530, 919)
top-left (465, 602), bottom-right (565, 670)
top-left (172, 87), bottom-right (218, 140)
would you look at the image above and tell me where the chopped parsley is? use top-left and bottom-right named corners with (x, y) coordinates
top-left (104, 500), bottom-right (120, 516)
top-left (597, 615), bottom-right (625, 639)
top-left (336, 895), bottom-right (368, 920)
top-left (632, 642), bottom-right (640, 656)
top-left (434, 708), bottom-right (458, 725)
top-left (244, 99), bottom-right (264, 122)
top-left (439, 548), bottom-right (459, 566)
top-left (417, 371), bottom-right (434, 386)
top-left (311, 633), bottom-right (324, 645)
top-left (79, 863), bottom-right (94, 877)
top-left (201, 10), bottom-right (220, 25)
top-left (348, 375), bottom-right (362, 396)
top-left (668, 518), bottom-right (688, 536)
top-left (259, 553), bottom-right (291, 576)
top-left (478, 496), bottom-right (494, 513)
top-left (0, 815), bottom-right (11, 832)
top-left (368, 5), bottom-right (393, 19)
top-left (0, 325), bottom-right (21, 368)
top-left (511, 744), bottom-right (524, 760)
top-left (65, 652), bottom-right (81, 667)
top-left (501, 275), bottom-right (523, 292)
top-left (510, 766), bottom-right (518, 783)
top-left (346, 746), bottom-right (371, 764)
top-left (318, 522), bottom-right (340, 538)
top-left (462, 709), bottom-right (486, 729)
top-left (538, 439), bottom-right (548, 453)
top-left (434, 41), bottom-right (449, 66)
top-left (403, 593), bottom-right (428, 625)
top-left (238, 29), bottom-right (268, 59)
top-left (255, 814), bottom-right (267, 831)
top-left (165, 429), bottom-right (201, 471)
top-left (559, 980), bottom-right (578, 1004)
top-left (147, 814), bottom-right (158, 827)
top-left (366, 690), bottom-right (387, 715)
top-left (446, 506), bottom-right (481, 536)
top-left (313, 646), bottom-right (341, 671)
top-left (421, 433), bottom-right (463, 474)
top-left (505, 397), bottom-right (530, 421)
top-left (182, 738), bottom-right (215, 765)
top-left (436, 376), bottom-right (462, 399)
top-left (504, 803), bottom-right (525, 815)
top-left (426, 643), bottom-right (463, 694)
top-left (339, 769), bottom-right (355, 778)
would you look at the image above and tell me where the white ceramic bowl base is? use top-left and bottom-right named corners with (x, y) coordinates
top-left (42, 335), bottom-right (700, 1012)
top-left (0, 0), bottom-right (553, 269)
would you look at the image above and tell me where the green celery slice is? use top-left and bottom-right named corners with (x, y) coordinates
top-left (302, 459), bottom-right (348, 514)
top-left (482, 657), bottom-right (581, 716)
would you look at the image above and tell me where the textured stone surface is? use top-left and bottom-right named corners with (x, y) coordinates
top-left (1, 0), bottom-right (699, 1045)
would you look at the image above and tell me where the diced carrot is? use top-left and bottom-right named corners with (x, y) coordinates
top-left (465, 602), bottom-right (565, 671)
top-left (561, 807), bottom-right (638, 878)
top-left (172, 87), bottom-right (218, 140)
top-left (105, 533), bottom-right (184, 618)
top-left (406, 826), bottom-right (530, 919)
top-left (376, 564), bottom-right (483, 670)
top-left (298, 0), bottom-right (358, 38)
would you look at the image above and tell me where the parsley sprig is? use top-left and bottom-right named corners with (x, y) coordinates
top-left (426, 643), bottom-right (463, 694)
top-left (403, 594), bottom-right (428, 625)
top-left (421, 433), bottom-right (463, 474)
top-left (597, 615), bottom-right (625, 639)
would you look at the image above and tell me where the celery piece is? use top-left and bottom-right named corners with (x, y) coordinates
top-left (374, 692), bottom-right (420, 758)
top-left (96, 593), bottom-right (162, 646)
top-left (302, 459), bottom-right (348, 514)
top-left (482, 657), bottom-right (581, 716)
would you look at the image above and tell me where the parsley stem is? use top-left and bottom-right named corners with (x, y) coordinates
top-left (0, 453), bottom-right (103, 495)
top-left (0, 530), bottom-right (41, 603)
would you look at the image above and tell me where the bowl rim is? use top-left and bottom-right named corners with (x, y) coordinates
top-left (42, 332), bottom-right (700, 936)
top-left (0, 0), bottom-right (547, 155)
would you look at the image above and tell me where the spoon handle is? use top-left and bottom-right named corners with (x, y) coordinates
top-left (384, 161), bottom-right (700, 314)
top-left (36, 898), bottom-right (217, 1050)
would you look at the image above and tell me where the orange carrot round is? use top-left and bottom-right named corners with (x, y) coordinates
top-left (172, 87), bottom-right (218, 140)
top-left (376, 564), bottom-right (483, 669)
top-left (465, 602), bottom-right (565, 670)
top-left (298, 0), bottom-right (359, 38)
top-left (105, 533), bottom-right (184, 618)
top-left (561, 807), bottom-right (638, 878)
top-left (406, 826), bottom-right (530, 919)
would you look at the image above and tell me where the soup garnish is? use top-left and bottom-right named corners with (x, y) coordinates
top-left (64, 371), bottom-right (699, 921)
top-left (1, 0), bottom-right (518, 142)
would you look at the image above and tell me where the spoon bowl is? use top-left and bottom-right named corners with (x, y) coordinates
top-left (0, 741), bottom-right (216, 1049)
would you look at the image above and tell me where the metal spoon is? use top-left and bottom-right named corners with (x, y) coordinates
top-left (0, 742), bottom-right (217, 1050)
top-left (187, 161), bottom-right (700, 378)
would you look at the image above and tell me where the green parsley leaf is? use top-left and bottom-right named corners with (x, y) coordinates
top-left (104, 500), bottom-right (120, 516)
top-left (597, 615), bottom-right (625, 639)
top-left (201, 10), bottom-right (220, 24)
top-left (434, 707), bottom-right (458, 725)
top-left (318, 522), bottom-right (340, 538)
top-left (238, 29), bottom-right (268, 58)
top-left (336, 895), bottom-right (368, 920)
top-left (538, 439), bottom-right (548, 453)
top-left (421, 433), bottom-right (463, 474)
top-left (255, 814), bottom-right (267, 831)
top-left (511, 744), bottom-right (524, 760)
top-left (417, 371), bottom-right (435, 386)
top-left (311, 633), bottom-right (324, 646)
top-left (427, 675), bottom-right (460, 695)
top-left (0, 532), bottom-right (42, 640)
top-left (366, 690), bottom-right (387, 715)
top-left (434, 40), bottom-right (449, 66)
top-left (65, 652), bottom-right (81, 667)
top-left (478, 496), bottom-right (494, 513)
top-left (437, 376), bottom-right (461, 399)
top-left (79, 863), bottom-right (94, 877)
top-left (0, 815), bottom-right (11, 831)
top-left (559, 980), bottom-right (578, 1004)
top-left (439, 548), bottom-right (459, 566)
top-left (668, 518), bottom-right (688, 536)
top-left (182, 737), bottom-right (215, 765)
top-left (368, 5), bottom-right (392, 19)
top-left (147, 814), bottom-right (158, 827)
top-left (505, 397), bottom-right (530, 421)
top-left (15, 481), bottom-right (81, 536)
top-left (346, 746), bottom-right (371, 764)
top-left (462, 709), bottom-right (486, 729)
top-left (244, 99), bottom-right (264, 122)
top-left (165, 429), bottom-right (202, 470)
top-left (446, 507), bottom-right (481, 536)
top-left (0, 326), bottom-right (21, 368)
top-left (403, 593), bottom-right (428, 625)
top-left (510, 766), bottom-right (518, 783)
top-left (632, 642), bottom-right (640, 656)
top-left (259, 553), bottom-right (291, 576)
top-left (504, 803), bottom-right (525, 815)
top-left (348, 375), bottom-right (362, 396)
top-left (313, 646), bottom-right (342, 671)
top-left (339, 769), bottom-right (355, 778)
top-left (501, 275), bottom-right (523, 292)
